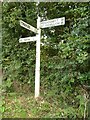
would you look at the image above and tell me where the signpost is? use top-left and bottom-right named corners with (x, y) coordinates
top-left (19, 7), bottom-right (65, 98)
top-left (19, 36), bottom-right (37, 43)
top-left (20, 20), bottom-right (38, 33)
top-left (40, 17), bottom-right (65, 28)
top-left (19, 18), bottom-right (41, 98)
top-left (35, 16), bottom-right (41, 98)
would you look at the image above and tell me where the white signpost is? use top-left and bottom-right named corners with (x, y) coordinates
top-left (19, 36), bottom-right (37, 43)
top-left (40, 17), bottom-right (65, 28)
top-left (35, 16), bottom-right (41, 98)
top-left (19, 16), bottom-right (65, 98)
top-left (20, 20), bottom-right (38, 33)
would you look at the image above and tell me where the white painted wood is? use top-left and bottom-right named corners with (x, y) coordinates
top-left (40, 17), bottom-right (65, 28)
top-left (20, 20), bottom-right (38, 33)
top-left (19, 36), bottom-right (37, 43)
top-left (35, 16), bottom-right (41, 98)
top-left (19, 15), bottom-right (65, 99)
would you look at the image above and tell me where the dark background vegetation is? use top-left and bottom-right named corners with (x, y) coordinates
top-left (1, 2), bottom-right (90, 118)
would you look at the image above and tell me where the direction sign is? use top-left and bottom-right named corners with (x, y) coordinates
top-left (19, 36), bottom-right (37, 43)
top-left (40, 17), bottom-right (65, 28)
top-left (20, 20), bottom-right (38, 33)
top-left (19, 15), bottom-right (65, 98)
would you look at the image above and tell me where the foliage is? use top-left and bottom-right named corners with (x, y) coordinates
top-left (2, 92), bottom-right (86, 118)
top-left (2, 2), bottom-right (90, 118)
top-left (0, 96), bottom-right (5, 114)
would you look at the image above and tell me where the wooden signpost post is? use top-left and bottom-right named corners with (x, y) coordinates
top-left (19, 5), bottom-right (65, 98)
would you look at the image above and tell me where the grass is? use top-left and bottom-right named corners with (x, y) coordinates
top-left (2, 92), bottom-right (64, 118)
top-left (3, 94), bottom-right (52, 118)
top-left (1, 84), bottom-right (87, 118)
top-left (2, 92), bottom-right (79, 118)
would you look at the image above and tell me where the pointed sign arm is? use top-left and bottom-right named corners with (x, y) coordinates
top-left (40, 17), bottom-right (65, 28)
top-left (19, 36), bottom-right (37, 43)
top-left (20, 20), bottom-right (38, 34)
